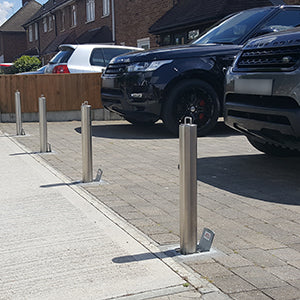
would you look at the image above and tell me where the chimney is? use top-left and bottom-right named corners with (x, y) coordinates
top-left (22, 0), bottom-right (29, 6)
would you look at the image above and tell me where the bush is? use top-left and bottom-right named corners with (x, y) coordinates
top-left (2, 56), bottom-right (41, 74)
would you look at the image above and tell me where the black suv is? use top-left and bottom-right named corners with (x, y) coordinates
top-left (101, 5), bottom-right (300, 136)
top-left (224, 28), bottom-right (300, 156)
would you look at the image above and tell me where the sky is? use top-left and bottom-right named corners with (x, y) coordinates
top-left (0, 0), bottom-right (47, 26)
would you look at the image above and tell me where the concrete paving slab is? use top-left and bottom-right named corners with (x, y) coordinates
top-left (0, 133), bottom-right (191, 299)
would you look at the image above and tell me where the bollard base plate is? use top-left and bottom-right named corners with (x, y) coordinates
top-left (77, 179), bottom-right (108, 186)
top-left (158, 244), bottom-right (223, 261)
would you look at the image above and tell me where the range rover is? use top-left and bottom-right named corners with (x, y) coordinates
top-left (101, 5), bottom-right (300, 136)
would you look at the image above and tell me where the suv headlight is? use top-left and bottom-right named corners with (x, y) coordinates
top-left (127, 60), bottom-right (173, 72)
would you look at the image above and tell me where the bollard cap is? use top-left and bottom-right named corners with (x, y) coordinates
top-left (179, 117), bottom-right (197, 128)
top-left (81, 101), bottom-right (91, 110)
top-left (184, 117), bottom-right (192, 124)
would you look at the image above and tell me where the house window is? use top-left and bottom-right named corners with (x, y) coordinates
top-left (48, 15), bottom-right (54, 31)
top-left (29, 25), bottom-right (33, 42)
top-left (86, 0), bottom-right (95, 22)
top-left (103, 0), bottom-right (109, 16)
top-left (43, 17), bottom-right (47, 32)
top-left (137, 37), bottom-right (150, 49)
top-left (161, 34), bottom-right (171, 46)
top-left (174, 32), bottom-right (186, 45)
top-left (71, 5), bottom-right (77, 27)
top-left (34, 23), bottom-right (38, 40)
top-left (61, 9), bottom-right (65, 31)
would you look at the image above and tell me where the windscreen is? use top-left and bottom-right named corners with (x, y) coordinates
top-left (90, 48), bottom-right (138, 67)
top-left (193, 7), bottom-right (273, 45)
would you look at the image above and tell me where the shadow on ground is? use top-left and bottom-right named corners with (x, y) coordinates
top-left (112, 249), bottom-right (179, 264)
top-left (197, 154), bottom-right (300, 205)
top-left (74, 121), bottom-right (238, 140)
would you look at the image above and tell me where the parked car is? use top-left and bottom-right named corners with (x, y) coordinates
top-left (18, 65), bottom-right (47, 75)
top-left (0, 63), bottom-right (13, 73)
top-left (101, 5), bottom-right (300, 136)
top-left (44, 44), bottom-right (143, 74)
top-left (224, 28), bottom-right (300, 156)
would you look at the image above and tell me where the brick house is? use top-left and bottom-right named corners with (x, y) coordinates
top-left (20, 0), bottom-right (300, 63)
top-left (0, 0), bottom-right (41, 62)
top-left (114, 0), bottom-right (177, 49)
top-left (23, 0), bottom-right (176, 63)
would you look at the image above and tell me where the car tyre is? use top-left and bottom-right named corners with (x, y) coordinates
top-left (247, 136), bottom-right (300, 157)
top-left (162, 79), bottom-right (220, 136)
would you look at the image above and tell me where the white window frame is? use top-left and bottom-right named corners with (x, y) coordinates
top-left (61, 9), bottom-right (65, 31)
top-left (137, 37), bottom-right (150, 49)
top-left (43, 17), bottom-right (47, 33)
top-left (102, 0), bottom-right (109, 17)
top-left (48, 15), bottom-right (53, 31)
top-left (29, 25), bottom-right (33, 42)
top-left (86, 0), bottom-right (95, 22)
top-left (71, 5), bottom-right (77, 27)
top-left (34, 23), bottom-right (38, 40)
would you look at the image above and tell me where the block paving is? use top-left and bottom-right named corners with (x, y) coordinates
top-left (1, 120), bottom-right (299, 299)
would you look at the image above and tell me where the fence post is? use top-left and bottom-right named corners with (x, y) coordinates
top-left (39, 95), bottom-right (49, 153)
top-left (81, 102), bottom-right (93, 183)
top-left (15, 90), bottom-right (24, 135)
top-left (179, 117), bottom-right (197, 255)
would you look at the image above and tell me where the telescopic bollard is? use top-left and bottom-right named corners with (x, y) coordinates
top-left (39, 95), bottom-right (49, 152)
top-left (81, 102), bottom-right (93, 183)
top-left (15, 91), bottom-right (24, 135)
top-left (179, 117), bottom-right (197, 255)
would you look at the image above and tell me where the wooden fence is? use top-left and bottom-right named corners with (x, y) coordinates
top-left (0, 73), bottom-right (103, 114)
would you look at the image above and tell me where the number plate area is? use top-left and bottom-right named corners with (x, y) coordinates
top-left (234, 79), bottom-right (273, 96)
top-left (102, 77), bottom-right (115, 88)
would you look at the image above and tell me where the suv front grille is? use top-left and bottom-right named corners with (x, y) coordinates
top-left (227, 110), bottom-right (290, 125)
top-left (235, 45), bottom-right (300, 71)
top-left (104, 63), bottom-right (129, 76)
top-left (226, 94), bottom-right (299, 109)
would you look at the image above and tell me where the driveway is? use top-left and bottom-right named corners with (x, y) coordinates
top-left (1, 120), bottom-right (299, 299)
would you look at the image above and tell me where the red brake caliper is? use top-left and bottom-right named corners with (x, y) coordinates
top-left (199, 100), bottom-right (205, 120)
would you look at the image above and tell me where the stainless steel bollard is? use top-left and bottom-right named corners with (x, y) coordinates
top-left (81, 102), bottom-right (93, 183)
top-left (39, 95), bottom-right (48, 152)
top-left (15, 91), bottom-right (24, 135)
top-left (179, 117), bottom-right (197, 254)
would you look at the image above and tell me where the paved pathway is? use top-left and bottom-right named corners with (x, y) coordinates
top-left (0, 131), bottom-right (225, 299)
top-left (1, 120), bottom-right (299, 299)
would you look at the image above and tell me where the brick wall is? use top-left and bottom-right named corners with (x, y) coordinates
top-left (61, 0), bottom-right (112, 39)
top-left (32, 0), bottom-right (174, 55)
top-left (3, 32), bottom-right (27, 62)
top-left (115, 0), bottom-right (174, 47)
top-left (27, 0), bottom-right (113, 57)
